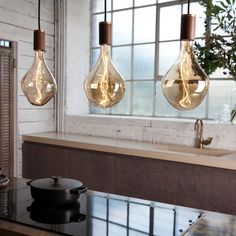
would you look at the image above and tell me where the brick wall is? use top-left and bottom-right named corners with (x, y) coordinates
top-left (65, 115), bottom-right (236, 151)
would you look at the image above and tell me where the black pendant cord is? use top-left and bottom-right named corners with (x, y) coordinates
top-left (38, 0), bottom-right (41, 30)
top-left (104, 0), bottom-right (107, 22)
top-left (187, 0), bottom-right (190, 14)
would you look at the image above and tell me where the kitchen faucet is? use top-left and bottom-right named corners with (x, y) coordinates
top-left (194, 119), bottom-right (213, 149)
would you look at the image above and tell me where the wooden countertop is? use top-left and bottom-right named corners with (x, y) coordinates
top-left (22, 132), bottom-right (236, 170)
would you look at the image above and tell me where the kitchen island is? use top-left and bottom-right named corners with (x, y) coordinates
top-left (22, 132), bottom-right (236, 215)
top-left (22, 132), bottom-right (236, 170)
top-left (0, 177), bottom-right (236, 236)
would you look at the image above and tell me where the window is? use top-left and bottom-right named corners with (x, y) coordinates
top-left (0, 40), bottom-right (11, 48)
top-left (0, 39), bottom-right (14, 177)
top-left (90, 0), bottom-right (236, 119)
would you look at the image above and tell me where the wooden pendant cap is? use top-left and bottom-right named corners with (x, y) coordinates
top-left (180, 14), bottom-right (196, 40)
top-left (99, 22), bottom-right (112, 45)
top-left (34, 30), bottom-right (45, 51)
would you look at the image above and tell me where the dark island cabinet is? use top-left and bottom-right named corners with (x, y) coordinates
top-left (116, 155), bottom-right (236, 215)
top-left (22, 141), bottom-right (236, 215)
top-left (22, 142), bottom-right (116, 194)
top-left (22, 142), bottom-right (69, 179)
top-left (68, 149), bottom-right (116, 193)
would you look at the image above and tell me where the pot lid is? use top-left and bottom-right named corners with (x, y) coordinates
top-left (28, 176), bottom-right (83, 191)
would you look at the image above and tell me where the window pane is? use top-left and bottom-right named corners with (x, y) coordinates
top-left (92, 0), bottom-right (111, 13)
top-left (208, 80), bottom-right (235, 119)
top-left (113, 0), bottom-right (133, 10)
top-left (109, 199), bottom-right (127, 225)
top-left (156, 81), bottom-right (178, 117)
top-left (133, 44), bottom-right (155, 80)
top-left (91, 105), bottom-right (110, 114)
top-left (135, 0), bottom-right (156, 7)
top-left (113, 10), bottom-right (132, 45)
top-left (159, 41), bottom-right (180, 76)
top-left (159, 5), bottom-right (181, 41)
top-left (90, 196), bottom-right (107, 219)
top-left (154, 207), bottom-right (174, 236)
top-left (90, 218), bottom-right (106, 236)
top-left (112, 46), bottom-right (131, 80)
top-left (129, 230), bottom-right (148, 236)
top-left (133, 81), bottom-right (153, 116)
top-left (111, 82), bottom-right (131, 115)
top-left (134, 6), bottom-right (156, 43)
top-left (92, 49), bottom-right (100, 67)
top-left (129, 203), bottom-right (150, 233)
top-left (109, 224), bottom-right (126, 236)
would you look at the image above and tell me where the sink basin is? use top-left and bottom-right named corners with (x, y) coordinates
top-left (153, 143), bottom-right (233, 157)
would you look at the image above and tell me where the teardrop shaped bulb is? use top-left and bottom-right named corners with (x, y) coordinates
top-left (84, 45), bottom-right (125, 108)
top-left (162, 41), bottom-right (209, 110)
top-left (21, 51), bottom-right (57, 106)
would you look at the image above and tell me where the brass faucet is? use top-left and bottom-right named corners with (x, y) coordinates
top-left (194, 119), bottom-right (213, 149)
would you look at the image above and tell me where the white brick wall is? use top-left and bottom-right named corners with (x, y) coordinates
top-left (65, 115), bottom-right (236, 151)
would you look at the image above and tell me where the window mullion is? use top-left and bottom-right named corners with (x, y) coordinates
top-left (130, 0), bottom-right (135, 116)
top-left (154, 1), bottom-right (160, 116)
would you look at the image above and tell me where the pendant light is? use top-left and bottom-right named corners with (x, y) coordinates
top-left (21, 0), bottom-right (57, 106)
top-left (161, 0), bottom-right (209, 110)
top-left (84, 0), bottom-right (125, 108)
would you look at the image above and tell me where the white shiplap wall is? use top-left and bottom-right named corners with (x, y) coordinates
top-left (0, 0), bottom-right (56, 176)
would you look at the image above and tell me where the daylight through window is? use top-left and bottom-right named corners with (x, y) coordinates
top-left (90, 0), bottom-right (236, 120)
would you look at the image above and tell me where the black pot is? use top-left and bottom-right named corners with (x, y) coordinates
top-left (27, 201), bottom-right (86, 224)
top-left (27, 176), bottom-right (87, 205)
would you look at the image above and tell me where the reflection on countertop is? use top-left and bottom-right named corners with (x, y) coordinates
top-left (1, 178), bottom-right (236, 236)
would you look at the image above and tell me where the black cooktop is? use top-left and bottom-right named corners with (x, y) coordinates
top-left (0, 184), bottom-right (203, 236)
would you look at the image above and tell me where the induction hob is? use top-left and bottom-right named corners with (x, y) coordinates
top-left (0, 184), bottom-right (202, 236)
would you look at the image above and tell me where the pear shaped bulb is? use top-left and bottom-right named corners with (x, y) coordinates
top-left (162, 41), bottom-right (209, 110)
top-left (84, 45), bottom-right (125, 108)
top-left (21, 50), bottom-right (57, 106)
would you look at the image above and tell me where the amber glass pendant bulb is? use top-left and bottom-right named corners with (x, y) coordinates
top-left (21, 43), bottom-right (57, 106)
top-left (84, 43), bottom-right (125, 108)
top-left (161, 14), bottom-right (209, 110)
top-left (84, 21), bottom-right (125, 108)
top-left (21, 50), bottom-right (57, 106)
top-left (21, 11), bottom-right (57, 106)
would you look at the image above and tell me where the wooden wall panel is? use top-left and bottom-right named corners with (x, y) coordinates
top-left (23, 142), bottom-right (69, 179)
top-left (116, 156), bottom-right (236, 215)
top-left (69, 149), bottom-right (116, 193)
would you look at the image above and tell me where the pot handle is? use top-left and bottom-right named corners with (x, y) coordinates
top-left (70, 213), bottom-right (86, 222)
top-left (27, 179), bottom-right (33, 186)
top-left (70, 186), bottom-right (87, 195)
